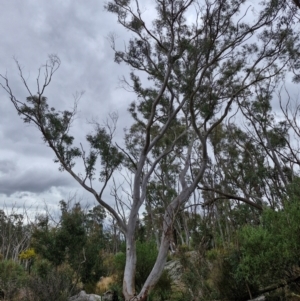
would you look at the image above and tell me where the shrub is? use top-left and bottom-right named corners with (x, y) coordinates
top-left (0, 260), bottom-right (27, 301)
top-left (25, 259), bottom-right (79, 301)
top-left (237, 199), bottom-right (300, 289)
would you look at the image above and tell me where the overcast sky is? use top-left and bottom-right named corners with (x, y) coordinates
top-left (0, 1), bottom-right (153, 215)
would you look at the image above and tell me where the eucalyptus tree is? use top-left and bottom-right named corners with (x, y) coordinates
top-left (199, 122), bottom-right (275, 247)
top-left (239, 83), bottom-right (291, 194)
top-left (201, 81), bottom-right (299, 214)
top-left (198, 85), bottom-right (297, 242)
top-left (1, 0), bottom-right (300, 300)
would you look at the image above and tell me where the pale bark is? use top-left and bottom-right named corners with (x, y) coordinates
top-left (123, 233), bottom-right (137, 300)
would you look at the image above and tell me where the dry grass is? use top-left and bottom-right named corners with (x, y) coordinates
top-left (95, 276), bottom-right (116, 295)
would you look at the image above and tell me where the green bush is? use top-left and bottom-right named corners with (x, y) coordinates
top-left (31, 202), bottom-right (107, 290)
top-left (0, 260), bottom-right (27, 300)
top-left (135, 241), bottom-right (158, 289)
top-left (201, 247), bottom-right (257, 301)
top-left (30, 258), bottom-right (53, 279)
top-left (237, 199), bottom-right (300, 288)
top-left (215, 248), bottom-right (258, 301)
top-left (26, 259), bottom-right (79, 301)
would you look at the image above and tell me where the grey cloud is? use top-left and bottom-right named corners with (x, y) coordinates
top-left (0, 1), bottom-right (147, 206)
top-left (0, 160), bottom-right (17, 174)
top-left (0, 166), bottom-right (74, 196)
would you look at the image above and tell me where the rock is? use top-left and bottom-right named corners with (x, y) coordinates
top-left (164, 251), bottom-right (198, 285)
top-left (69, 290), bottom-right (102, 301)
top-left (164, 259), bottom-right (185, 291)
top-left (164, 259), bottom-right (183, 284)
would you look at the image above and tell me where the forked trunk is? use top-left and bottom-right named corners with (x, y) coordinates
top-left (122, 222), bottom-right (172, 301)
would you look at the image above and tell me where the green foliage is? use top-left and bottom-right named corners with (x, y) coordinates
top-left (56, 201), bottom-right (87, 268)
top-left (135, 241), bottom-right (158, 289)
top-left (86, 122), bottom-right (124, 182)
top-left (113, 251), bottom-right (126, 281)
top-left (210, 247), bottom-right (258, 301)
top-left (222, 182), bottom-right (300, 298)
top-left (31, 202), bottom-right (107, 288)
top-left (30, 258), bottom-right (54, 279)
top-left (19, 90), bottom-right (83, 171)
top-left (31, 214), bottom-right (65, 266)
top-left (237, 198), bottom-right (300, 286)
top-left (180, 246), bottom-right (254, 301)
top-left (0, 260), bottom-right (27, 300)
top-left (238, 221), bottom-right (284, 284)
top-left (27, 259), bottom-right (78, 301)
top-left (194, 183), bottom-right (300, 300)
top-left (14, 61), bottom-right (123, 178)
top-left (230, 204), bottom-right (261, 229)
top-left (148, 271), bottom-right (172, 301)
top-left (182, 192), bottom-right (300, 300)
top-left (189, 215), bottom-right (214, 249)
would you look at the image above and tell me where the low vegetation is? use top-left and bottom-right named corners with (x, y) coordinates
top-left (1, 184), bottom-right (300, 300)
